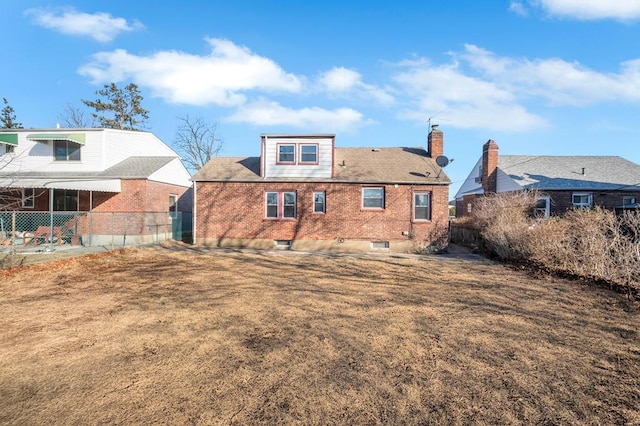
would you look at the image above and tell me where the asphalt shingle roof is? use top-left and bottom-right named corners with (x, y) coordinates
top-left (498, 155), bottom-right (640, 190)
top-left (192, 147), bottom-right (450, 184)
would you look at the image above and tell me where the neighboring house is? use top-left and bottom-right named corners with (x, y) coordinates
top-left (0, 128), bottom-right (192, 245)
top-left (192, 126), bottom-right (451, 253)
top-left (455, 139), bottom-right (640, 218)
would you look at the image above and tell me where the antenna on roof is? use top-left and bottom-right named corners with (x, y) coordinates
top-left (427, 107), bottom-right (449, 130)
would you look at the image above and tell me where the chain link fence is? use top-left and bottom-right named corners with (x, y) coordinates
top-left (0, 211), bottom-right (187, 254)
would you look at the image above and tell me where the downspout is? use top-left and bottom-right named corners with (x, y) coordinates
top-left (192, 181), bottom-right (197, 245)
top-left (263, 135), bottom-right (267, 179)
top-left (262, 135), bottom-right (268, 180)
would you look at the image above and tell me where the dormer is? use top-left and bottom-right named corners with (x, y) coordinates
top-left (260, 134), bottom-right (335, 179)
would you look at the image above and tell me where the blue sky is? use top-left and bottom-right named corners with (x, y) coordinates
top-left (3, 0), bottom-right (640, 197)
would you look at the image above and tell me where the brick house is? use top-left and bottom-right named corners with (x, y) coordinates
top-left (0, 128), bottom-right (192, 245)
top-left (455, 139), bottom-right (640, 218)
top-left (193, 126), bottom-right (451, 252)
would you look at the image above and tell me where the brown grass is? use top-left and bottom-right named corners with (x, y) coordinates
top-left (1, 245), bottom-right (639, 425)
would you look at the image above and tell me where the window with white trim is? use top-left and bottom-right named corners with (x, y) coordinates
top-left (572, 192), bottom-right (592, 208)
top-left (278, 145), bottom-right (295, 163)
top-left (413, 192), bottom-right (431, 221)
top-left (54, 140), bottom-right (81, 161)
top-left (300, 145), bottom-right (318, 164)
top-left (534, 195), bottom-right (550, 219)
top-left (623, 196), bottom-right (636, 206)
top-left (266, 192), bottom-right (279, 218)
top-left (2, 144), bottom-right (15, 155)
top-left (265, 191), bottom-right (296, 219)
top-left (313, 192), bottom-right (325, 213)
top-left (22, 188), bottom-right (34, 209)
top-left (362, 187), bottom-right (384, 209)
top-left (283, 192), bottom-right (296, 218)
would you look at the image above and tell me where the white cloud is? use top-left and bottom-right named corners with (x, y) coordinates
top-left (393, 57), bottom-right (548, 132)
top-left (524, 0), bottom-right (640, 21)
top-left (25, 7), bottom-right (143, 42)
top-left (319, 67), bottom-right (395, 105)
top-left (78, 38), bottom-right (303, 106)
top-left (393, 44), bottom-right (640, 132)
top-left (226, 100), bottom-right (371, 132)
top-left (508, 1), bottom-right (529, 16)
top-left (459, 44), bottom-right (640, 105)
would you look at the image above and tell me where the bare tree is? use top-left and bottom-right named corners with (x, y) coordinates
top-left (82, 83), bottom-right (149, 130)
top-left (58, 103), bottom-right (97, 128)
top-left (173, 116), bottom-right (223, 171)
top-left (1, 98), bottom-right (23, 129)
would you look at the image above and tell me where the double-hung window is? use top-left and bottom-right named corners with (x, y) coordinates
top-left (572, 192), bottom-right (592, 209)
top-left (534, 195), bottom-right (550, 219)
top-left (362, 187), bottom-right (384, 209)
top-left (414, 192), bottom-right (431, 221)
top-left (299, 145), bottom-right (318, 164)
top-left (265, 191), bottom-right (296, 219)
top-left (54, 140), bottom-right (81, 161)
top-left (313, 192), bottom-right (325, 213)
top-left (278, 145), bottom-right (295, 163)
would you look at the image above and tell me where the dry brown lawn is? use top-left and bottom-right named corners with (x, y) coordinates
top-left (0, 245), bottom-right (639, 425)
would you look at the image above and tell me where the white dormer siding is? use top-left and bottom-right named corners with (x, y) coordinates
top-left (261, 135), bottom-right (335, 179)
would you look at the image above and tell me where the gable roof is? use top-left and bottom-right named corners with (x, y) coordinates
top-left (455, 155), bottom-right (640, 198)
top-left (193, 147), bottom-right (450, 185)
top-left (498, 155), bottom-right (640, 191)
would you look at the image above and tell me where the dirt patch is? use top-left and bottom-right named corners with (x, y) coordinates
top-left (0, 246), bottom-right (638, 424)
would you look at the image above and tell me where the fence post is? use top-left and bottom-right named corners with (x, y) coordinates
top-left (11, 212), bottom-right (16, 256)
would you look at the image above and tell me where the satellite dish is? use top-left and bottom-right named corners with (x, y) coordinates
top-left (435, 155), bottom-right (450, 167)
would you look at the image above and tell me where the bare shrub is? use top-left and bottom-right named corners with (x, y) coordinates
top-left (469, 194), bottom-right (639, 297)
top-left (471, 191), bottom-right (538, 261)
top-left (525, 208), bottom-right (638, 297)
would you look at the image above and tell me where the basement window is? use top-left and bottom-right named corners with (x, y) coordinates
top-left (274, 240), bottom-right (292, 249)
top-left (371, 241), bottom-right (390, 250)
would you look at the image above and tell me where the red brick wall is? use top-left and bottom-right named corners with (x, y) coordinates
top-left (15, 180), bottom-right (190, 213)
top-left (545, 190), bottom-right (640, 215)
top-left (90, 180), bottom-right (190, 212)
top-left (455, 194), bottom-right (478, 218)
top-left (454, 190), bottom-right (640, 218)
top-left (196, 181), bottom-right (449, 243)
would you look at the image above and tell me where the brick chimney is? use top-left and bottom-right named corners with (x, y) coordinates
top-left (427, 125), bottom-right (443, 158)
top-left (482, 139), bottom-right (499, 194)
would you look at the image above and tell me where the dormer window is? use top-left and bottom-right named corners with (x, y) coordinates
top-left (278, 144), bottom-right (295, 164)
top-left (300, 144), bottom-right (318, 164)
top-left (54, 140), bottom-right (81, 161)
